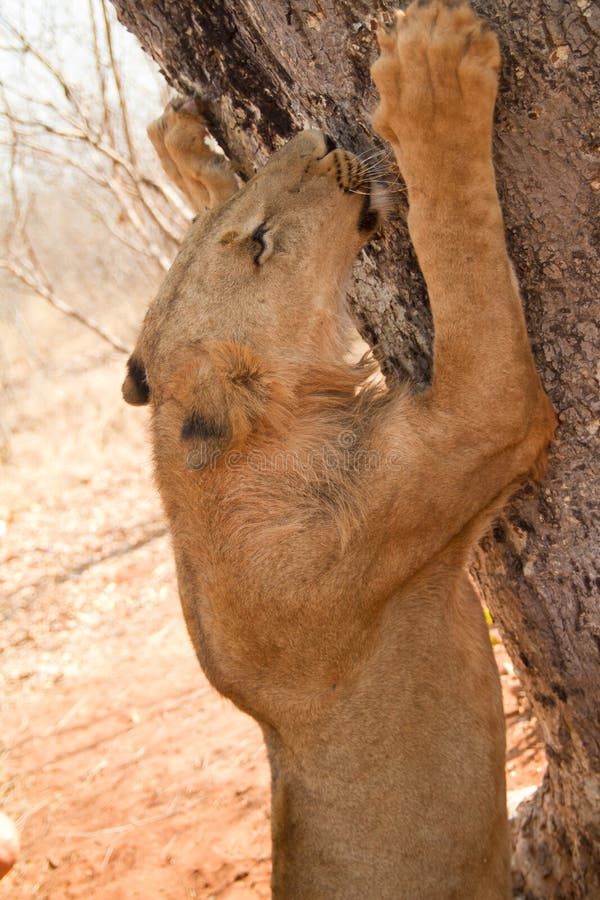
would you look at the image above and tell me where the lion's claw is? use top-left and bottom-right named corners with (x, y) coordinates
top-left (371, 0), bottom-right (500, 188)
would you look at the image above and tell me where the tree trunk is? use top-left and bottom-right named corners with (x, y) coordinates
top-left (109, 1), bottom-right (600, 895)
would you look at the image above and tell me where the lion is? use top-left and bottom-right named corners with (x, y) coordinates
top-left (123, 2), bottom-right (556, 897)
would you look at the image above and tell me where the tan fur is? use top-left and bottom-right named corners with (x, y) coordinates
top-left (123, 3), bottom-right (556, 897)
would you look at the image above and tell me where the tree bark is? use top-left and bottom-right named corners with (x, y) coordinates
top-left (109, 1), bottom-right (600, 896)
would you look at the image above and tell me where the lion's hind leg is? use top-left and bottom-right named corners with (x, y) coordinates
top-left (147, 96), bottom-right (239, 212)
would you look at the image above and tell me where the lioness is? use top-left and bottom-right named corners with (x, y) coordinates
top-left (123, 2), bottom-right (556, 897)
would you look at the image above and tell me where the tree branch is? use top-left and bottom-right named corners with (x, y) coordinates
top-left (0, 259), bottom-right (130, 355)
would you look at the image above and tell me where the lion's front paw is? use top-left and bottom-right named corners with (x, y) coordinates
top-left (147, 96), bottom-right (238, 212)
top-left (147, 95), bottom-right (210, 171)
top-left (371, 0), bottom-right (500, 187)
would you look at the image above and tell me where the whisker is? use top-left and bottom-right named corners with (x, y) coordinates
top-left (354, 146), bottom-right (391, 163)
top-left (361, 166), bottom-right (397, 179)
top-left (379, 173), bottom-right (402, 187)
top-left (361, 155), bottom-right (394, 168)
top-left (360, 157), bottom-right (398, 174)
top-left (348, 185), bottom-right (408, 196)
top-left (355, 150), bottom-right (393, 170)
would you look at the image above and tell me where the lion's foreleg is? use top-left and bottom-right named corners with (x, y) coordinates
top-left (371, 3), bottom-right (554, 441)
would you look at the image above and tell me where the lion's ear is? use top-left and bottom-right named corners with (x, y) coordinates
top-left (122, 355), bottom-right (150, 406)
top-left (176, 356), bottom-right (232, 471)
top-left (208, 341), bottom-right (271, 435)
top-left (176, 341), bottom-right (272, 470)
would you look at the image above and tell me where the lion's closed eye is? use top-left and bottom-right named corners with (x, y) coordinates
top-left (251, 222), bottom-right (274, 266)
top-left (218, 222), bottom-right (275, 266)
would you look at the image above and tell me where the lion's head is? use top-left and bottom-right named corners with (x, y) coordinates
top-left (122, 129), bottom-right (383, 469)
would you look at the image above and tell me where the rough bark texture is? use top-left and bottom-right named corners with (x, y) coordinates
top-left (109, 2), bottom-right (599, 896)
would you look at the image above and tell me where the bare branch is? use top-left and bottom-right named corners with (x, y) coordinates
top-left (0, 415), bottom-right (11, 463)
top-left (12, 306), bottom-right (41, 363)
top-left (100, 0), bottom-right (135, 166)
top-left (1, 113), bottom-right (185, 248)
top-left (1, 86), bottom-right (130, 354)
top-left (2, 135), bottom-right (175, 271)
top-left (139, 174), bottom-right (194, 222)
top-left (0, 259), bottom-right (130, 355)
top-left (1, 18), bottom-right (187, 249)
top-left (0, 5), bottom-right (191, 360)
top-left (0, 17), bottom-right (95, 136)
top-left (14, 140), bottom-right (113, 189)
top-left (88, 0), bottom-right (114, 148)
top-left (0, 111), bottom-right (85, 142)
top-left (85, 202), bottom-right (166, 261)
top-left (107, 174), bottom-right (172, 269)
top-left (2, 85), bottom-right (77, 118)
top-left (127, 176), bottom-right (187, 246)
top-left (1, 99), bottom-right (19, 217)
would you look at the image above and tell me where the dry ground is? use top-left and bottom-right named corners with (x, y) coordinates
top-left (1, 296), bottom-right (545, 899)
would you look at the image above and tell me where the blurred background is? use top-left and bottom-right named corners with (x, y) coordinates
top-left (0, 0), bottom-right (188, 481)
top-left (0, 3), bottom-right (544, 896)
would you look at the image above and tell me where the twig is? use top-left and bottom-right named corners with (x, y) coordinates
top-left (0, 415), bottom-right (11, 462)
top-left (0, 16), bottom-right (186, 248)
top-left (11, 305), bottom-right (41, 363)
top-left (0, 18), bottom-right (95, 135)
top-left (0, 85), bottom-right (130, 352)
top-left (54, 696), bottom-right (89, 733)
top-left (100, 0), bottom-right (135, 166)
top-left (11, 139), bottom-right (114, 189)
top-left (88, 0), bottom-right (114, 148)
top-left (11, 140), bottom-right (182, 264)
top-left (0, 259), bottom-right (130, 354)
top-left (63, 795), bottom-right (208, 838)
top-left (2, 524), bottom-right (167, 610)
top-left (87, 202), bottom-right (167, 263)
top-left (8, 684), bottom-right (207, 752)
top-left (0, 112), bottom-right (84, 141)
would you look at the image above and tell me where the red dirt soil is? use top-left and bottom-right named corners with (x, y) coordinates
top-left (0, 494), bottom-right (546, 899)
